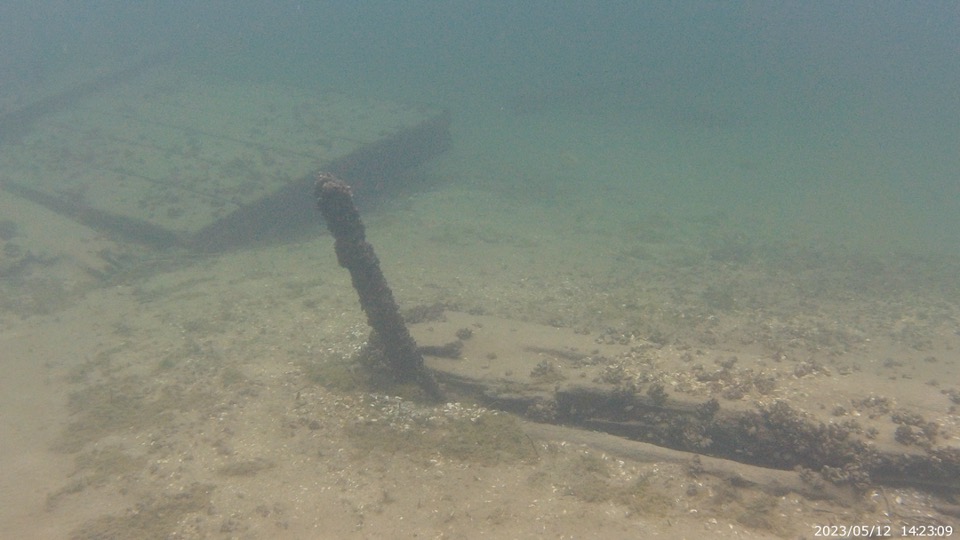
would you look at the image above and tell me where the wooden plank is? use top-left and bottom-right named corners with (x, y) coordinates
top-left (412, 311), bottom-right (960, 493)
top-left (0, 66), bottom-right (449, 249)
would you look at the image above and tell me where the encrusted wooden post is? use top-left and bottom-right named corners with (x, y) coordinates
top-left (315, 172), bottom-right (442, 400)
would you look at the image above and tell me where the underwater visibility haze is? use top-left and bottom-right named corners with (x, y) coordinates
top-left (1, 2), bottom-right (959, 538)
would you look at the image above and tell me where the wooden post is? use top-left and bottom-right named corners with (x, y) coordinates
top-left (315, 172), bottom-right (442, 400)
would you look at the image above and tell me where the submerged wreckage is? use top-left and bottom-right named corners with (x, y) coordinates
top-left (314, 174), bottom-right (960, 503)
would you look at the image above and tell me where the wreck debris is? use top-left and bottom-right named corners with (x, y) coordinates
top-left (315, 172), bottom-right (442, 400)
top-left (412, 311), bottom-right (960, 494)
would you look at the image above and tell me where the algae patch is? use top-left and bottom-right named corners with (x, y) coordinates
top-left (46, 445), bottom-right (147, 509)
top-left (70, 483), bottom-right (213, 540)
top-left (52, 375), bottom-right (215, 453)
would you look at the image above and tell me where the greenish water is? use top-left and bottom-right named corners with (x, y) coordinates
top-left (3, 5), bottom-right (959, 536)
top-left (3, 1), bottom-right (958, 254)
top-left (221, 2), bottom-right (960, 255)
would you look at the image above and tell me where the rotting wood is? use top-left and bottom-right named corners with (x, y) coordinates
top-left (315, 172), bottom-right (442, 400)
top-left (519, 421), bottom-right (859, 505)
top-left (493, 383), bottom-right (960, 494)
top-left (1, 66), bottom-right (450, 251)
top-left (414, 311), bottom-right (960, 495)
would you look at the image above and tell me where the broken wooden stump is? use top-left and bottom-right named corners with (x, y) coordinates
top-left (315, 172), bottom-right (442, 400)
